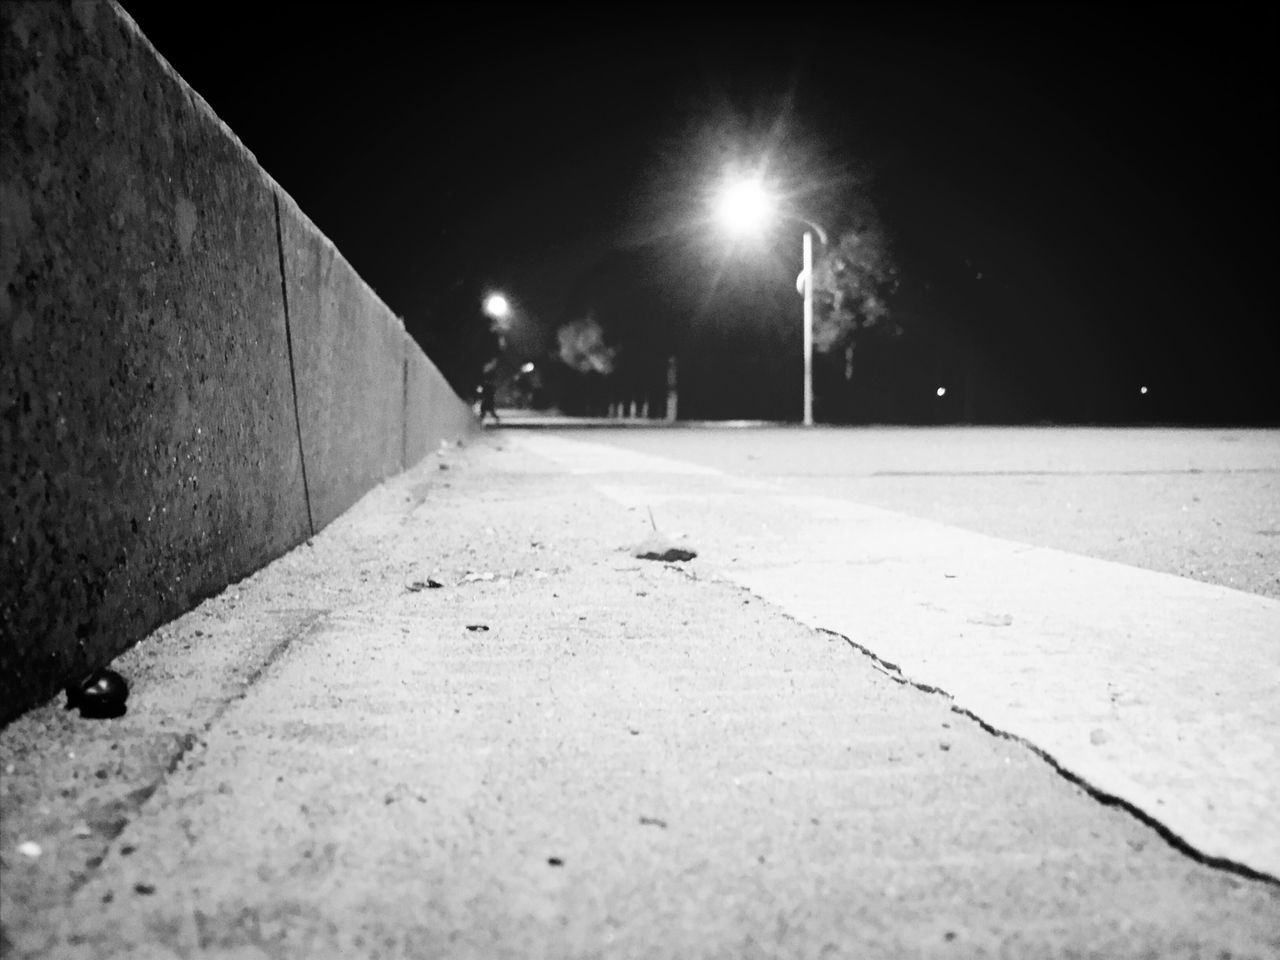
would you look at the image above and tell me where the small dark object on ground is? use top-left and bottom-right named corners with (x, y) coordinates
top-left (407, 579), bottom-right (443, 592)
top-left (466, 624), bottom-right (490, 632)
top-left (632, 532), bottom-right (697, 562)
top-left (65, 669), bottom-right (129, 719)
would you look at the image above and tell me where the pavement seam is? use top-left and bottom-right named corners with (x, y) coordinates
top-left (938, 700), bottom-right (1280, 890)
top-left (676, 562), bottom-right (1280, 889)
top-left (64, 610), bottom-right (330, 898)
top-left (799, 605), bottom-right (1279, 889)
top-left (206, 609), bottom-right (331, 726)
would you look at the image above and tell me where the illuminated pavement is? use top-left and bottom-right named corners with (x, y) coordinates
top-left (2, 427), bottom-right (1277, 959)
top-left (513, 429), bottom-right (1280, 876)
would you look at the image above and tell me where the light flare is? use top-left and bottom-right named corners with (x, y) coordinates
top-left (714, 176), bottom-right (775, 238)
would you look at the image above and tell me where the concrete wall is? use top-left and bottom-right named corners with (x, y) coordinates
top-left (0, 0), bottom-right (477, 725)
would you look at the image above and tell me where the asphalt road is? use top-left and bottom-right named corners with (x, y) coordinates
top-left (552, 426), bottom-right (1280, 599)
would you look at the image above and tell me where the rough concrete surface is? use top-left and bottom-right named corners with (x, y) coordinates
top-left (404, 340), bottom-right (474, 470)
top-left (0, 0), bottom-right (308, 720)
top-left (515, 430), bottom-right (1280, 877)
top-left (2, 436), bottom-right (1276, 959)
top-left (568, 426), bottom-right (1280, 600)
top-left (0, 0), bottom-right (478, 722)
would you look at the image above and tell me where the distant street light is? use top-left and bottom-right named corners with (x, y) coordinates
top-left (713, 175), bottom-right (827, 426)
top-left (482, 292), bottom-right (511, 322)
top-left (482, 291), bottom-right (515, 352)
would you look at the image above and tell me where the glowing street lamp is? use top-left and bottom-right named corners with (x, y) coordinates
top-left (714, 176), bottom-right (775, 237)
top-left (482, 292), bottom-right (511, 322)
top-left (481, 291), bottom-right (516, 353)
top-left (713, 175), bottom-right (827, 427)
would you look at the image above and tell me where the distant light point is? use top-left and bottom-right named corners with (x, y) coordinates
top-left (936, 387), bottom-right (947, 397)
top-left (483, 293), bottom-right (510, 320)
top-left (1140, 385), bottom-right (1149, 395)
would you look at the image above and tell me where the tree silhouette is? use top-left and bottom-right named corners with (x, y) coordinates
top-left (555, 316), bottom-right (615, 375)
top-left (811, 215), bottom-right (900, 356)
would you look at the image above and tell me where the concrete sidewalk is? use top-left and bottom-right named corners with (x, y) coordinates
top-left (511, 432), bottom-right (1280, 878)
top-left (2, 434), bottom-right (1277, 959)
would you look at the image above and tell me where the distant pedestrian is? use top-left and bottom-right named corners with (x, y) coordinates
top-left (478, 359), bottom-right (500, 425)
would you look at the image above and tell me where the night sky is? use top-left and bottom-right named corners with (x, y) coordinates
top-left (120, 1), bottom-right (1276, 423)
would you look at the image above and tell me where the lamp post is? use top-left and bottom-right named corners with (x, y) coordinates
top-left (715, 176), bottom-right (827, 426)
top-left (796, 219), bottom-right (829, 427)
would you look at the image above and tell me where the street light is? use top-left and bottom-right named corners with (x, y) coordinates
top-left (713, 176), bottom-right (827, 427)
top-left (714, 176), bottom-right (775, 238)
top-left (482, 292), bottom-right (511, 323)
top-left (482, 290), bottom-right (515, 352)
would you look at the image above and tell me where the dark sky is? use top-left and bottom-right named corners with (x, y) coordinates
top-left (120, 1), bottom-right (1276, 422)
